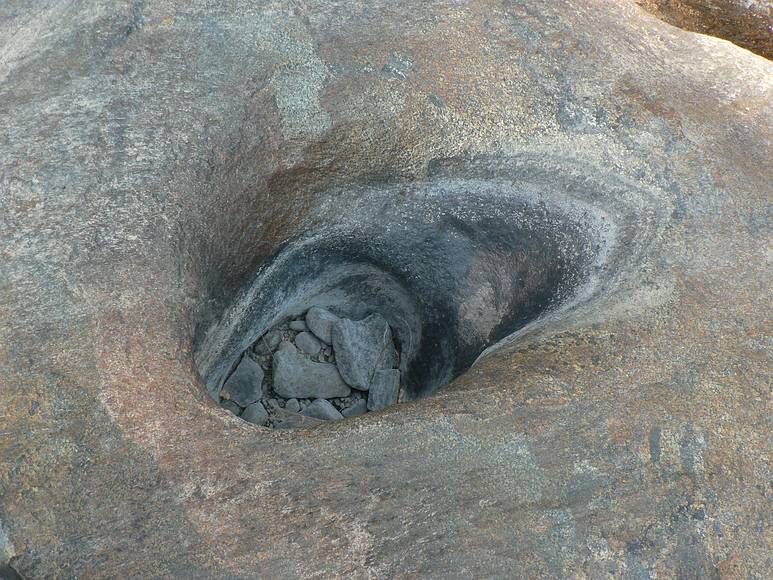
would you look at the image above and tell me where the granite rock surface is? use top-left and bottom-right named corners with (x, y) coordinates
top-left (0, 0), bottom-right (770, 578)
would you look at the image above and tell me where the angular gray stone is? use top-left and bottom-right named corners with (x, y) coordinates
top-left (289, 319), bottom-right (307, 331)
top-left (221, 356), bottom-right (264, 406)
top-left (305, 306), bottom-right (340, 344)
top-left (272, 342), bottom-right (351, 398)
top-left (367, 369), bottom-right (400, 412)
top-left (303, 399), bottom-right (344, 421)
top-left (285, 398), bottom-right (301, 413)
top-left (342, 399), bottom-right (368, 418)
top-left (219, 399), bottom-right (242, 416)
top-left (242, 402), bottom-right (269, 426)
top-left (294, 331), bottom-right (322, 356)
top-left (332, 313), bottom-right (397, 391)
top-left (255, 330), bottom-right (282, 355)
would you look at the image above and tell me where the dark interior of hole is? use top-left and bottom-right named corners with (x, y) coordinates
top-left (197, 189), bottom-right (605, 403)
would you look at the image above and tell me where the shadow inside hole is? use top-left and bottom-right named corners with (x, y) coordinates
top-left (195, 180), bottom-right (613, 410)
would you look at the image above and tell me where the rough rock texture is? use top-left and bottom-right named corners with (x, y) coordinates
top-left (367, 369), bottom-right (401, 412)
top-left (0, 1), bottom-right (771, 578)
top-left (637, 0), bottom-right (773, 59)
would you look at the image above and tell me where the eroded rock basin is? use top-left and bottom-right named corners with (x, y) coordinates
top-left (195, 177), bottom-right (632, 420)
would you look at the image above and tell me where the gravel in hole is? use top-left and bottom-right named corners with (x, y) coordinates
top-left (218, 307), bottom-right (401, 428)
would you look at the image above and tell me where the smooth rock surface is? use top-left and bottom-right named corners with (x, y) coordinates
top-left (367, 369), bottom-right (401, 412)
top-left (285, 398), bottom-right (301, 413)
top-left (289, 320), bottom-right (307, 332)
top-left (241, 402), bottom-right (269, 426)
top-left (305, 307), bottom-right (340, 344)
top-left (332, 314), bottom-right (397, 390)
top-left (294, 332), bottom-right (322, 356)
top-left (221, 356), bottom-right (264, 407)
top-left (302, 399), bottom-right (344, 421)
top-left (272, 343), bottom-right (351, 399)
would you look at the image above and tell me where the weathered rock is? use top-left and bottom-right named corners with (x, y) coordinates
top-left (285, 398), bottom-right (301, 413)
top-left (332, 314), bottom-right (397, 390)
top-left (219, 399), bottom-right (242, 416)
top-left (221, 356), bottom-right (264, 406)
top-left (241, 402), bottom-right (269, 426)
top-left (342, 399), bottom-right (368, 418)
top-left (289, 319), bottom-right (307, 332)
top-left (294, 331), bottom-right (322, 356)
top-left (367, 369), bottom-right (400, 412)
top-left (302, 399), bottom-right (344, 421)
top-left (305, 307), bottom-right (340, 344)
top-left (2, 0), bottom-right (772, 577)
top-left (272, 342), bottom-right (351, 398)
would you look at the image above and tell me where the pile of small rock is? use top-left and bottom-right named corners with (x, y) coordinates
top-left (218, 307), bottom-right (401, 428)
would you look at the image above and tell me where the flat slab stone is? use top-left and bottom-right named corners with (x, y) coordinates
top-left (221, 356), bottom-right (264, 406)
top-left (303, 399), bottom-right (344, 421)
top-left (294, 331), bottom-right (322, 355)
top-left (305, 306), bottom-right (340, 344)
top-left (272, 342), bottom-right (351, 399)
top-left (242, 402), bottom-right (268, 426)
top-left (367, 369), bottom-right (400, 412)
top-left (332, 313), bottom-right (397, 391)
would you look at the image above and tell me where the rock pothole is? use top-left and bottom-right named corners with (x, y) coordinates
top-left (194, 177), bottom-right (647, 429)
top-left (219, 307), bottom-right (402, 428)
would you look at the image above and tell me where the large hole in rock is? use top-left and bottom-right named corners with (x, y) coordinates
top-left (194, 178), bottom-right (617, 427)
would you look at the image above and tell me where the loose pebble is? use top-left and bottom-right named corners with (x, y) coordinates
top-left (221, 356), bottom-right (264, 407)
top-left (289, 319), bottom-right (307, 332)
top-left (242, 402), bottom-right (269, 426)
top-left (273, 342), bottom-right (351, 398)
top-left (305, 306), bottom-right (340, 344)
top-left (295, 331), bottom-right (322, 356)
top-left (332, 313), bottom-right (397, 391)
top-left (303, 399), bottom-right (344, 421)
top-left (368, 368), bottom-right (401, 411)
top-left (342, 399), bottom-right (368, 418)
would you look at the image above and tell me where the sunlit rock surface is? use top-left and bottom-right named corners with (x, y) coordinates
top-left (1, 0), bottom-right (771, 577)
